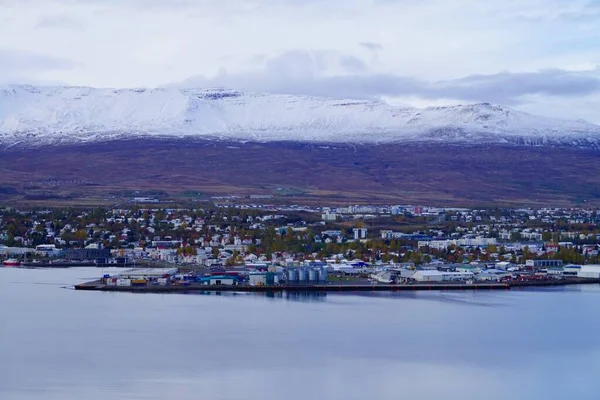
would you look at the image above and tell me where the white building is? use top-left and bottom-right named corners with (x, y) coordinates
top-left (118, 268), bottom-right (178, 279)
top-left (35, 244), bottom-right (62, 257)
top-left (418, 238), bottom-right (497, 250)
top-left (495, 261), bottom-right (515, 270)
top-left (321, 212), bottom-right (338, 221)
top-left (412, 270), bottom-right (444, 282)
top-left (456, 265), bottom-right (481, 274)
top-left (353, 228), bottom-right (367, 240)
top-left (413, 270), bottom-right (474, 282)
top-left (578, 265), bottom-right (600, 279)
top-left (371, 271), bottom-right (394, 283)
top-left (442, 271), bottom-right (474, 281)
top-left (525, 259), bottom-right (563, 268)
top-left (249, 273), bottom-right (267, 286)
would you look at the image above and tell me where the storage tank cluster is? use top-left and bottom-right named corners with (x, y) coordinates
top-left (286, 267), bottom-right (328, 284)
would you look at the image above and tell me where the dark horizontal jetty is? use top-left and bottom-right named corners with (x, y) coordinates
top-left (74, 278), bottom-right (600, 293)
top-left (22, 262), bottom-right (96, 268)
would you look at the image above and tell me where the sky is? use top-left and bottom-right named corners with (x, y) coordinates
top-left (1, 0), bottom-right (600, 122)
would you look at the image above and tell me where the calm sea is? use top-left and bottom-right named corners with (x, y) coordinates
top-left (1, 267), bottom-right (600, 400)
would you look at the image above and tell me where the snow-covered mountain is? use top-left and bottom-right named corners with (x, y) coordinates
top-left (1, 85), bottom-right (599, 147)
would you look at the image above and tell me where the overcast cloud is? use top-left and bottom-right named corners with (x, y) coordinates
top-left (1, 0), bottom-right (600, 121)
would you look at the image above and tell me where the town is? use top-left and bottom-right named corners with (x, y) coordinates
top-left (2, 202), bottom-right (600, 289)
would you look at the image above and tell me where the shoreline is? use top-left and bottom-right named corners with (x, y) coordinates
top-left (74, 278), bottom-right (600, 293)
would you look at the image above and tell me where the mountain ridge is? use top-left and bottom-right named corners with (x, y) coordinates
top-left (2, 139), bottom-right (600, 206)
top-left (1, 85), bottom-right (599, 148)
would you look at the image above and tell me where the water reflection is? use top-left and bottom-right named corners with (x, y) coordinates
top-left (183, 290), bottom-right (328, 302)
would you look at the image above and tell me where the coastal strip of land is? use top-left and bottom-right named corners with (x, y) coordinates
top-left (74, 278), bottom-right (600, 293)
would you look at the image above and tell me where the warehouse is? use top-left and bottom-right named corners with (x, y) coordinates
top-left (412, 270), bottom-right (444, 282)
top-left (209, 275), bottom-right (237, 285)
top-left (248, 272), bottom-right (282, 286)
top-left (118, 268), bottom-right (178, 279)
top-left (577, 265), bottom-right (600, 279)
top-left (442, 271), bottom-right (474, 282)
top-left (563, 264), bottom-right (581, 276)
top-left (196, 275), bottom-right (240, 285)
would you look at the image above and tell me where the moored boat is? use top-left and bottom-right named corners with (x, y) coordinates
top-left (2, 258), bottom-right (21, 267)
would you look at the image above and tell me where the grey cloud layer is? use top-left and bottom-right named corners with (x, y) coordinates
top-left (0, 49), bottom-right (78, 71)
top-left (0, 48), bottom-right (77, 85)
top-left (175, 51), bottom-right (600, 104)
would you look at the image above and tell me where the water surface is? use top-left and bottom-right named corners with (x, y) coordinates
top-left (1, 267), bottom-right (600, 400)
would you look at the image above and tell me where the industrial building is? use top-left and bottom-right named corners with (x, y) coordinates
top-left (412, 270), bottom-right (474, 282)
top-left (248, 272), bottom-right (282, 286)
top-left (196, 275), bottom-right (241, 285)
top-left (456, 265), bottom-right (482, 274)
top-left (525, 259), bottom-right (563, 268)
top-left (371, 271), bottom-right (394, 283)
top-left (66, 248), bottom-right (111, 260)
top-left (285, 267), bottom-right (328, 284)
top-left (476, 269), bottom-right (510, 282)
top-left (412, 270), bottom-right (444, 282)
top-left (578, 265), bottom-right (600, 279)
top-left (563, 264), bottom-right (581, 276)
top-left (118, 268), bottom-right (178, 279)
top-left (209, 276), bottom-right (237, 285)
top-left (442, 271), bottom-right (474, 281)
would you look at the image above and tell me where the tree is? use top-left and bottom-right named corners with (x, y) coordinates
top-left (75, 229), bottom-right (87, 244)
top-left (542, 231), bottom-right (553, 242)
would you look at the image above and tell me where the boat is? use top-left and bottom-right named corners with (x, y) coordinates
top-left (3, 258), bottom-right (21, 267)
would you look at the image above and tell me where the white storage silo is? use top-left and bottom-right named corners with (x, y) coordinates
top-left (298, 268), bottom-right (308, 283)
top-left (318, 268), bottom-right (328, 283)
top-left (286, 268), bottom-right (298, 284)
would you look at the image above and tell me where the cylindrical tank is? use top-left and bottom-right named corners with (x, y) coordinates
top-left (318, 268), bottom-right (328, 283)
top-left (298, 268), bottom-right (308, 283)
top-left (286, 269), bottom-right (298, 283)
top-left (308, 268), bottom-right (318, 282)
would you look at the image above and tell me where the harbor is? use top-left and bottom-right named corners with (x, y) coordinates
top-left (74, 267), bottom-right (600, 293)
top-left (75, 281), bottom-right (512, 292)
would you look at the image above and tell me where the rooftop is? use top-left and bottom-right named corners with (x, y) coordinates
top-left (119, 268), bottom-right (178, 277)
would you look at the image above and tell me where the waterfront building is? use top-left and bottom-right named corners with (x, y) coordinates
top-left (412, 270), bottom-right (445, 282)
top-left (65, 248), bottom-right (111, 260)
top-left (441, 271), bottom-right (474, 281)
top-left (118, 268), bottom-right (178, 280)
top-left (563, 264), bottom-right (581, 276)
top-left (578, 265), bottom-right (600, 279)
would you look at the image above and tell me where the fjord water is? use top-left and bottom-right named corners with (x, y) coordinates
top-left (1, 268), bottom-right (600, 400)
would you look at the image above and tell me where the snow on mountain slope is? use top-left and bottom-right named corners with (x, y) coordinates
top-left (1, 85), bottom-right (599, 147)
